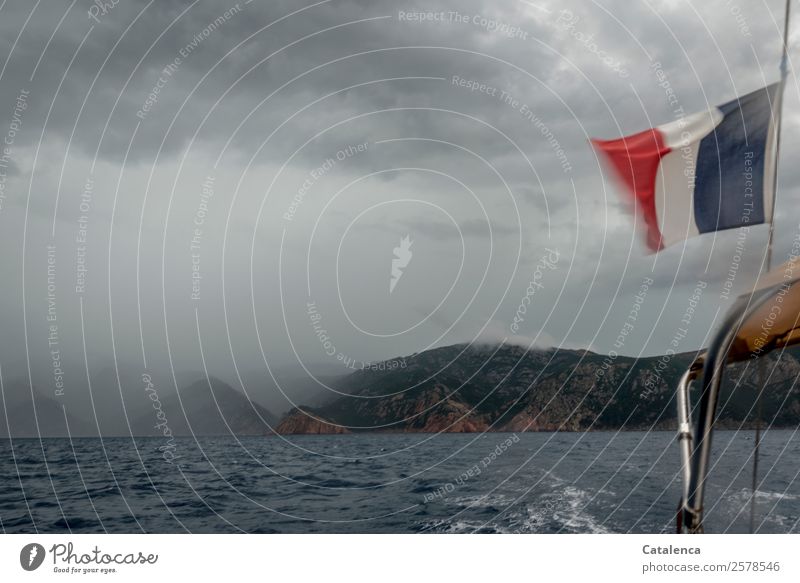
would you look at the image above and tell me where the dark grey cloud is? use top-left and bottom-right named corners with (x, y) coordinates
top-left (0, 0), bottom-right (796, 410)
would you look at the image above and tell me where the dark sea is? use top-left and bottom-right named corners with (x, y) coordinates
top-left (2, 430), bottom-right (799, 534)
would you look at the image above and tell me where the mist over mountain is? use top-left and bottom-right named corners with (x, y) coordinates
top-left (131, 377), bottom-right (278, 437)
top-left (0, 360), bottom-right (343, 438)
top-left (0, 388), bottom-right (91, 438)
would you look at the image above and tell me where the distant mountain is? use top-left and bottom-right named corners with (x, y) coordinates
top-left (0, 365), bottom-right (191, 438)
top-left (0, 376), bottom-right (278, 438)
top-left (0, 356), bottom-right (346, 430)
top-left (131, 376), bottom-right (277, 437)
top-left (275, 343), bottom-right (800, 433)
top-left (0, 388), bottom-right (92, 438)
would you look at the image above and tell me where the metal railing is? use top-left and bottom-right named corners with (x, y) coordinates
top-left (677, 288), bottom-right (777, 533)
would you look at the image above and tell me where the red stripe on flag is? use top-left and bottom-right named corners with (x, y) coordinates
top-left (591, 129), bottom-right (670, 252)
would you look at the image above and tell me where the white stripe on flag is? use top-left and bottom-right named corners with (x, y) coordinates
top-left (654, 109), bottom-right (723, 247)
top-left (656, 147), bottom-right (701, 247)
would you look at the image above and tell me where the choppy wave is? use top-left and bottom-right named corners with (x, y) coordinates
top-left (1, 430), bottom-right (798, 533)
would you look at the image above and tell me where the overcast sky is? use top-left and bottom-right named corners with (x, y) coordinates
top-left (1, 0), bottom-right (798, 400)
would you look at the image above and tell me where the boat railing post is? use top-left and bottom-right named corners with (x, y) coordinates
top-left (683, 290), bottom-right (775, 532)
top-left (676, 367), bottom-right (696, 517)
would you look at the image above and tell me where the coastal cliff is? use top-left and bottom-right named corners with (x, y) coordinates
top-left (275, 343), bottom-right (800, 434)
top-left (276, 408), bottom-right (350, 434)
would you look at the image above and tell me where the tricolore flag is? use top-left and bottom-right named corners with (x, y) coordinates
top-left (592, 84), bottom-right (779, 251)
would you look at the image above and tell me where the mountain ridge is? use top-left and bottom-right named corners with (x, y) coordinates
top-left (275, 343), bottom-right (800, 434)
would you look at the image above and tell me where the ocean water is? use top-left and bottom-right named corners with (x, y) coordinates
top-left (1, 430), bottom-right (799, 534)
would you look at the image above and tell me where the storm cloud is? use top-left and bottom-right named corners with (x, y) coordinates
top-left (0, 0), bottom-right (797, 412)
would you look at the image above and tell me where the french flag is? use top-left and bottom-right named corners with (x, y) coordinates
top-left (592, 84), bottom-right (780, 251)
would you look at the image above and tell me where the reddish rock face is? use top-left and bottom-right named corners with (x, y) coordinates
top-left (276, 409), bottom-right (350, 434)
top-left (405, 393), bottom-right (490, 433)
top-left (500, 410), bottom-right (568, 433)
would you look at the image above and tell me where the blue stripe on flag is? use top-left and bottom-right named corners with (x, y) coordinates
top-left (693, 83), bottom-right (778, 234)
